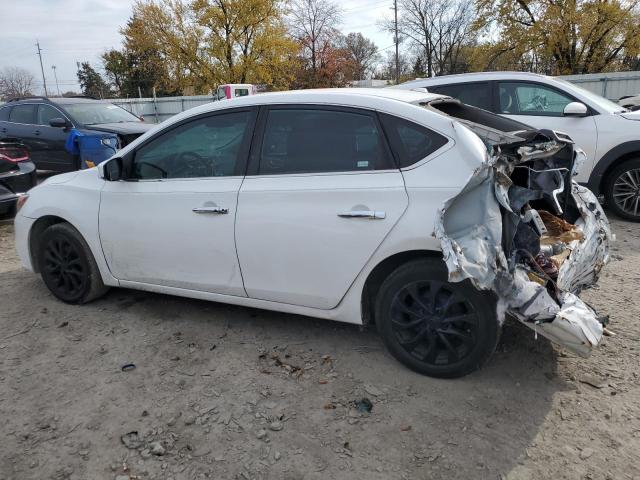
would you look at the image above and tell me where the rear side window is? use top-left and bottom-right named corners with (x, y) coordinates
top-left (8, 104), bottom-right (36, 124)
top-left (429, 82), bottom-right (492, 111)
top-left (0, 106), bottom-right (11, 121)
top-left (380, 114), bottom-right (448, 168)
top-left (258, 108), bottom-right (394, 175)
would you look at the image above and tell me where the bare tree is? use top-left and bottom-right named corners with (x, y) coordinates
top-left (383, 0), bottom-right (475, 77)
top-left (0, 67), bottom-right (35, 100)
top-left (288, 0), bottom-right (342, 76)
top-left (339, 32), bottom-right (380, 80)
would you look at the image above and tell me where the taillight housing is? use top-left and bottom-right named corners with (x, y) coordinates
top-left (0, 146), bottom-right (29, 163)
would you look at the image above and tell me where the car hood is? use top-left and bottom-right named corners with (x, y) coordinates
top-left (85, 122), bottom-right (155, 135)
top-left (619, 110), bottom-right (640, 121)
top-left (434, 121), bottom-right (611, 357)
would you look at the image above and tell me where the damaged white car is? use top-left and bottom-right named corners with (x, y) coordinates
top-left (13, 89), bottom-right (611, 378)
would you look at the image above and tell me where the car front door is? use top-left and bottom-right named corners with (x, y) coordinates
top-left (235, 106), bottom-right (409, 310)
top-left (99, 108), bottom-right (257, 295)
top-left (496, 81), bottom-right (598, 182)
top-left (34, 104), bottom-right (76, 171)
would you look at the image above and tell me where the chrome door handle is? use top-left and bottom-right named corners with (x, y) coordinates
top-left (338, 210), bottom-right (386, 219)
top-left (192, 206), bottom-right (228, 214)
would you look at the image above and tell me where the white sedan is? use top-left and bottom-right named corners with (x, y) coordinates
top-left (14, 89), bottom-right (611, 378)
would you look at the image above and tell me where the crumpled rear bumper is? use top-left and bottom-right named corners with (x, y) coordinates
top-left (435, 142), bottom-right (611, 357)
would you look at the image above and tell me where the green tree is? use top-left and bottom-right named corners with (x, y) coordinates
top-left (123, 0), bottom-right (298, 93)
top-left (474, 0), bottom-right (640, 74)
top-left (76, 62), bottom-right (111, 98)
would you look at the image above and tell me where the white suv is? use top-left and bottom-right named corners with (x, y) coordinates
top-left (395, 72), bottom-right (640, 221)
top-left (14, 89), bottom-right (611, 378)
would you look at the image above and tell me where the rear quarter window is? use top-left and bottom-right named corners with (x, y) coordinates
top-left (380, 114), bottom-right (448, 168)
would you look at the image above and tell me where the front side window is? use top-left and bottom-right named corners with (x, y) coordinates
top-left (259, 109), bottom-right (393, 175)
top-left (132, 110), bottom-right (252, 180)
top-left (37, 104), bottom-right (66, 126)
top-left (380, 114), bottom-right (448, 167)
top-left (499, 82), bottom-right (574, 116)
top-left (234, 88), bottom-right (249, 97)
top-left (8, 104), bottom-right (36, 124)
top-left (429, 82), bottom-right (492, 111)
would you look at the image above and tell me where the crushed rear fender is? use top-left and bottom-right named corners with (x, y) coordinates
top-left (434, 128), bottom-right (611, 357)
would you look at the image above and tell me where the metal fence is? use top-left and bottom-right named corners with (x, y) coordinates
top-left (110, 95), bottom-right (217, 124)
top-left (558, 71), bottom-right (640, 102)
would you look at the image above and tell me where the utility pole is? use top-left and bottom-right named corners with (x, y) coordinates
top-left (35, 40), bottom-right (49, 97)
top-left (394, 0), bottom-right (399, 85)
top-left (51, 65), bottom-right (61, 96)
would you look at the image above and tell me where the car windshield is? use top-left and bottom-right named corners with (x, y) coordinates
top-left (553, 78), bottom-right (627, 113)
top-left (63, 103), bottom-right (141, 125)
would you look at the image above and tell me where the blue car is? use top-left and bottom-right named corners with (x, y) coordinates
top-left (0, 96), bottom-right (153, 172)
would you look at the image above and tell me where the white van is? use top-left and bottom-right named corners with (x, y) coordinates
top-left (215, 84), bottom-right (257, 101)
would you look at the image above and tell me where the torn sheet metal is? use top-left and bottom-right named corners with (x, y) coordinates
top-left (434, 129), bottom-right (611, 357)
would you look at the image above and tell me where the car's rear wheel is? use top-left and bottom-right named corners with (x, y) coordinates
top-left (37, 222), bottom-right (109, 304)
top-left (375, 258), bottom-right (499, 378)
top-left (604, 158), bottom-right (640, 222)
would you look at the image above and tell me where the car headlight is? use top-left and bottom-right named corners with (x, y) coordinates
top-left (101, 137), bottom-right (119, 149)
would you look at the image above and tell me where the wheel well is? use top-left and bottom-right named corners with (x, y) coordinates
top-left (29, 216), bottom-right (67, 273)
top-left (361, 250), bottom-right (441, 326)
top-left (600, 151), bottom-right (640, 195)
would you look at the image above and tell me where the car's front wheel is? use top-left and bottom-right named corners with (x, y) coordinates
top-left (37, 222), bottom-right (109, 304)
top-left (604, 158), bottom-right (640, 222)
top-left (375, 258), bottom-right (499, 378)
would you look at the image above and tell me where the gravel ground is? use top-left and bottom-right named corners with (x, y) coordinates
top-left (0, 216), bottom-right (639, 480)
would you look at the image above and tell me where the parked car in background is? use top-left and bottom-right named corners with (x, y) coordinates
top-left (395, 72), bottom-right (640, 221)
top-left (0, 139), bottom-right (37, 216)
top-left (214, 84), bottom-right (257, 101)
top-left (0, 97), bottom-right (153, 172)
top-left (619, 94), bottom-right (640, 111)
top-left (14, 89), bottom-right (611, 378)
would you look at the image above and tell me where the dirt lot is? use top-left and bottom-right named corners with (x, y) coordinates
top-left (0, 216), bottom-right (639, 480)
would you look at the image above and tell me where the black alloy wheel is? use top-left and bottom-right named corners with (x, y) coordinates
top-left (390, 280), bottom-right (480, 366)
top-left (38, 222), bottom-right (109, 304)
top-left (375, 258), bottom-right (499, 378)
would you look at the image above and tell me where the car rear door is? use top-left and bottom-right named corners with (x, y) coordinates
top-left (99, 107), bottom-right (257, 295)
top-left (3, 104), bottom-right (39, 160)
top-left (235, 105), bottom-right (408, 310)
top-left (496, 81), bottom-right (598, 182)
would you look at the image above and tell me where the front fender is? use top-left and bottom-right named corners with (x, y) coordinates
top-left (587, 140), bottom-right (640, 195)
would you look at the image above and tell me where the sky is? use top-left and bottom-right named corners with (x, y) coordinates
top-left (0, 0), bottom-right (394, 95)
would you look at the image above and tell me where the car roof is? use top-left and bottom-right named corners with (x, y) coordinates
top-left (396, 71), bottom-right (553, 87)
top-left (2, 97), bottom-right (109, 106)
top-left (200, 88), bottom-right (445, 110)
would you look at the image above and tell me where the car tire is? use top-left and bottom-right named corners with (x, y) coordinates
top-left (375, 258), bottom-right (499, 378)
top-left (37, 222), bottom-right (109, 304)
top-left (604, 158), bottom-right (640, 222)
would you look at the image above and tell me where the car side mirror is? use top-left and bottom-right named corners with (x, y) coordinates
top-left (563, 102), bottom-right (588, 117)
top-left (103, 157), bottom-right (124, 181)
top-left (49, 117), bottom-right (70, 128)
